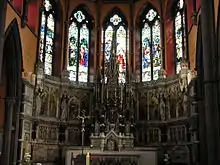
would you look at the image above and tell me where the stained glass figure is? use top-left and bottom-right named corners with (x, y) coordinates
top-left (68, 9), bottom-right (91, 82)
top-left (39, 0), bottom-right (55, 75)
top-left (116, 26), bottom-right (126, 83)
top-left (174, 0), bottom-right (185, 74)
top-left (68, 22), bottom-right (78, 81)
top-left (152, 20), bottom-right (161, 80)
top-left (141, 8), bottom-right (161, 82)
top-left (142, 24), bottom-right (151, 82)
top-left (103, 12), bottom-right (128, 84)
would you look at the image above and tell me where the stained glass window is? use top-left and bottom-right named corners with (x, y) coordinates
top-left (39, 0), bottom-right (55, 75)
top-left (68, 9), bottom-right (91, 82)
top-left (174, 0), bottom-right (185, 74)
top-left (102, 13), bottom-right (128, 84)
top-left (141, 8), bottom-right (161, 82)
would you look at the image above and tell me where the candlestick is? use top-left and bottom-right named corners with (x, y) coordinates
top-left (106, 85), bottom-right (108, 99)
top-left (121, 84), bottom-right (123, 103)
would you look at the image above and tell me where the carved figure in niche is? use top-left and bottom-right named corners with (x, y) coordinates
top-left (105, 119), bottom-right (110, 133)
top-left (38, 126), bottom-right (47, 140)
top-left (50, 89), bottom-right (58, 117)
top-left (170, 91), bottom-right (177, 118)
top-left (151, 92), bottom-right (159, 120)
top-left (60, 92), bottom-right (69, 121)
top-left (159, 93), bottom-right (166, 121)
top-left (68, 96), bottom-right (80, 120)
top-left (35, 86), bottom-right (45, 116)
top-left (106, 139), bottom-right (116, 151)
top-left (177, 92), bottom-right (184, 117)
top-left (24, 133), bottom-right (30, 153)
top-left (182, 91), bottom-right (188, 116)
top-left (94, 121), bottom-right (100, 136)
top-left (165, 90), bottom-right (171, 119)
top-left (125, 121), bottom-right (130, 135)
top-left (51, 128), bottom-right (57, 140)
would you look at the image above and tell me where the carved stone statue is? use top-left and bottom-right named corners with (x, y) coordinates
top-left (159, 95), bottom-right (166, 121)
top-left (182, 92), bottom-right (188, 116)
top-left (60, 93), bottom-right (68, 121)
top-left (107, 139), bottom-right (116, 151)
top-left (35, 87), bottom-right (44, 116)
top-left (94, 121), bottom-right (100, 136)
top-left (125, 121), bottom-right (131, 135)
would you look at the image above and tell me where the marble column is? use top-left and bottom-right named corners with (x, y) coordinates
top-left (200, 0), bottom-right (219, 165)
top-left (0, 0), bottom-right (7, 81)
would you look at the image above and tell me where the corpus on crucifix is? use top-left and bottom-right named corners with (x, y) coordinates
top-left (77, 109), bottom-right (90, 154)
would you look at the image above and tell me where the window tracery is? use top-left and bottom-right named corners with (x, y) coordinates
top-left (174, 0), bottom-right (186, 74)
top-left (68, 8), bottom-right (92, 82)
top-left (140, 7), bottom-right (162, 82)
top-left (38, 0), bottom-right (56, 75)
top-left (102, 12), bottom-right (128, 84)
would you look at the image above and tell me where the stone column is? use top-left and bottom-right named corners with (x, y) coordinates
top-left (96, 0), bottom-right (101, 71)
top-left (200, 0), bottom-right (219, 165)
top-left (129, 0), bottom-right (134, 79)
top-left (0, 0), bottom-right (7, 81)
top-left (2, 98), bottom-right (16, 165)
top-left (21, 0), bottom-right (30, 28)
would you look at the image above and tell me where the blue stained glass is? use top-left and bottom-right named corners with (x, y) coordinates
top-left (67, 10), bottom-right (90, 82)
top-left (104, 26), bottom-right (113, 64)
top-left (103, 13), bottom-right (128, 84)
top-left (68, 22), bottom-right (78, 81)
top-left (78, 24), bottom-right (89, 82)
top-left (142, 23), bottom-right (151, 82)
top-left (175, 0), bottom-right (185, 74)
top-left (39, 0), bottom-right (55, 76)
top-left (141, 9), bottom-right (161, 82)
top-left (152, 20), bottom-right (161, 80)
top-left (116, 26), bottom-right (126, 83)
top-left (44, 13), bottom-right (55, 75)
top-left (39, 12), bottom-right (46, 62)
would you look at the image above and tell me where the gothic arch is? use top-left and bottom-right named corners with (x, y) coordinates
top-left (1, 18), bottom-right (23, 165)
top-left (102, 7), bottom-right (128, 27)
top-left (70, 4), bottom-right (95, 21)
top-left (136, 2), bottom-right (161, 26)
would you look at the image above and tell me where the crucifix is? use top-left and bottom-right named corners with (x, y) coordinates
top-left (77, 110), bottom-right (90, 154)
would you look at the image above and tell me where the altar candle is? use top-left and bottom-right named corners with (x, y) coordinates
top-left (86, 152), bottom-right (90, 165)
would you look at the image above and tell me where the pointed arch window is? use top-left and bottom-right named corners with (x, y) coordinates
top-left (174, 0), bottom-right (186, 74)
top-left (38, 0), bottom-right (56, 75)
top-left (102, 12), bottom-right (128, 84)
top-left (141, 8), bottom-right (161, 82)
top-left (68, 9), bottom-right (92, 82)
